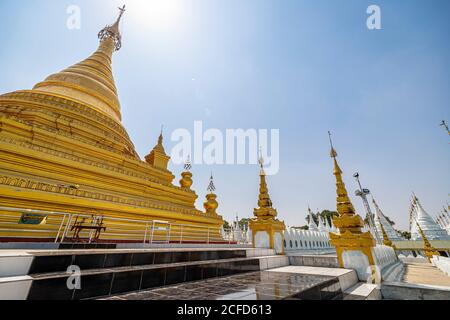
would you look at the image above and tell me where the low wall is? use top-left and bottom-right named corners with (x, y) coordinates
top-left (382, 282), bottom-right (450, 300)
top-left (284, 229), bottom-right (333, 252)
top-left (432, 256), bottom-right (450, 276)
top-left (342, 245), bottom-right (399, 281)
top-left (288, 254), bottom-right (339, 268)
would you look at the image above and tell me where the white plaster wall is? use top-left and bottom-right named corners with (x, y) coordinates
top-left (255, 231), bottom-right (270, 249)
top-left (0, 256), bottom-right (34, 277)
top-left (342, 250), bottom-right (372, 281)
top-left (274, 232), bottom-right (283, 254)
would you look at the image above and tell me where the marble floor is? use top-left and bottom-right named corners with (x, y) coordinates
top-left (102, 271), bottom-right (343, 300)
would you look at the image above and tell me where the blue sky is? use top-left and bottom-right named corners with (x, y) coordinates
top-left (0, 0), bottom-right (449, 230)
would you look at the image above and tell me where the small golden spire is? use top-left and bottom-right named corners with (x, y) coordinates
top-left (204, 173), bottom-right (219, 216)
top-left (256, 151), bottom-right (275, 213)
top-left (151, 126), bottom-right (166, 153)
top-left (179, 155), bottom-right (193, 189)
top-left (440, 120), bottom-right (450, 135)
top-left (207, 173), bottom-right (216, 194)
top-left (145, 127), bottom-right (170, 170)
top-left (327, 132), bottom-right (358, 220)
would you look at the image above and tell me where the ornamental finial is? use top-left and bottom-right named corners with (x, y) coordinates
top-left (258, 147), bottom-right (266, 176)
top-left (328, 131), bottom-right (338, 158)
top-left (207, 173), bottom-right (216, 193)
top-left (184, 155), bottom-right (192, 172)
top-left (98, 5), bottom-right (126, 51)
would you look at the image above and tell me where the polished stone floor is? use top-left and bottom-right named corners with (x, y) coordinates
top-left (103, 271), bottom-right (343, 300)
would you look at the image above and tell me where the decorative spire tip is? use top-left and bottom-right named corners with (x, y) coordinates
top-left (207, 173), bottom-right (216, 193)
top-left (98, 5), bottom-right (126, 51)
top-left (328, 131), bottom-right (338, 158)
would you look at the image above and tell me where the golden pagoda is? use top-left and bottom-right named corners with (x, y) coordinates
top-left (248, 152), bottom-right (285, 254)
top-left (327, 133), bottom-right (376, 268)
top-left (0, 6), bottom-right (223, 242)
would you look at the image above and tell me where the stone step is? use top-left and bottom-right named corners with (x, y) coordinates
top-left (0, 254), bottom-right (288, 300)
top-left (265, 265), bottom-right (359, 292)
top-left (0, 248), bottom-right (275, 277)
top-left (381, 261), bottom-right (405, 282)
top-left (288, 254), bottom-right (339, 268)
top-left (340, 283), bottom-right (381, 300)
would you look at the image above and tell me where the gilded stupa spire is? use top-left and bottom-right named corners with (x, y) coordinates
top-left (248, 149), bottom-right (285, 253)
top-left (204, 173), bottom-right (219, 216)
top-left (328, 132), bottom-right (359, 221)
top-left (254, 150), bottom-right (276, 217)
top-left (327, 132), bottom-right (376, 272)
top-left (33, 5), bottom-right (128, 123)
top-left (145, 127), bottom-right (170, 170)
top-left (98, 5), bottom-right (126, 51)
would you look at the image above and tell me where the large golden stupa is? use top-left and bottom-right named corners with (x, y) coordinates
top-left (0, 7), bottom-right (224, 242)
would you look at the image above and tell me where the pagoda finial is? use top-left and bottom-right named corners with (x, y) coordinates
top-left (207, 173), bottom-right (216, 193)
top-left (328, 133), bottom-right (356, 218)
top-left (258, 147), bottom-right (266, 176)
top-left (179, 155), bottom-right (193, 189)
top-left (327, 133), bottom-right (376, 271)
top-left (184, 155), bottom-right (192, 172)
top-left (98, 5), bottom-right (126, 51)
top-left (328, 131), bottom-right (338, 158)
top-left (204, 173), bottom-right (219, 216)
top-left (158, 125), bottom-right (164, 146)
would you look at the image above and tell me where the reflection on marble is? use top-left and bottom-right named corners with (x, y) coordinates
top-left (103, 271), bottom-right (343, 300)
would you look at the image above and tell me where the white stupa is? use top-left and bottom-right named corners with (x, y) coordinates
top-left (372, 198), bottom-right (403, 241)
top-left (307, 207), bottom-right (319, 232)
top-left (410, 196), bottom-right (450, 241)
top-left (317, 214), bottom-right (327, 233)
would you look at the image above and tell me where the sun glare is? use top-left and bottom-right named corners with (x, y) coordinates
top-left (129, 0), bottom-right (183, 30)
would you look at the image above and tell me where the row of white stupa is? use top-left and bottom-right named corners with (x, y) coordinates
top-left (221, 195), bottom-right (450, 245)
top-left (305, 208), bottom-right (339, 233)
top-left (303, 195), bottom-right (450, 243)
top-left (409, 196), bottom-right (450, 240)
top-left (370, 196), bottom-right (450, 242)
top-left (436, 207), bottom-right (450, 236)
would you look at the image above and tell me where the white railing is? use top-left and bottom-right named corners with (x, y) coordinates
top-left (284, 228), bottom-right (333, 252)
top-left (0, 206), bottom-right (249, 246)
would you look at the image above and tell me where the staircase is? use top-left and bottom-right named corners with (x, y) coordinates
top-left (0, 248), bottom-right (288, 300)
